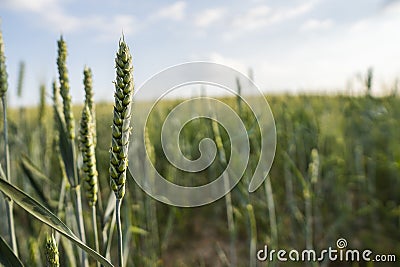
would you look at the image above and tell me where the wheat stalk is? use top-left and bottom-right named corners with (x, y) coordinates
top-left (210, 115), bottom-right (237, 266)
top-left (110, 37), bottom-right (134, 267)
top-left (144, 126), bottom-right (161, 263)
top-left (16, 61), bottom-right (25, 98)
top-left (0, 24), bottom-right (18, 257)
top-left (264, 175), bottom-right (278, 267)
top-left (38, 84), bottom-right (46, 125)
top-left (305, 148), bottom-right (319, 267)
top-left (56, 36), bottom-right (88, 267)
top-left (246, 204), bottom-right (257, 267)
top-left (79, 104), bottom-right (100, 266)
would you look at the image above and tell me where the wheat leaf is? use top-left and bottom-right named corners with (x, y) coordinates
top-left (54, 103), bottom-right (77, 187)
top-left (0, 171), bottom-right (113, 267)
top-left (20, 154), bottom-right (55, 208)
top-left (0, 235), bottom-right (24, 267)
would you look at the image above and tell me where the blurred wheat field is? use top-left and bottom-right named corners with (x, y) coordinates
top-left (1, 93), bottom-right (400, 266)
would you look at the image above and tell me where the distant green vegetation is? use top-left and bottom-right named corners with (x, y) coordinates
top-left (2, 93), bottom-right (400, 266)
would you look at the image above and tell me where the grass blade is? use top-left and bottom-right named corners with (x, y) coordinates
top-left (0, 170), bottom-right (114, 267)
top-left (54, 102), bottom-right (76, 186)
top-left (0, 235), bottom-right (24, 267)
top-left (20, 154), bottom-right (55, 208)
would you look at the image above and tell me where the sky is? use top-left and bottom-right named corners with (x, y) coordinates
top-left (1, 0), bottom-right (400, 106)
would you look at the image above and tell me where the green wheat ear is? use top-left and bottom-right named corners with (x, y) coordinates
top-left (38, 83), bottom-right (46, 125)
top-left (0, 26), bottom-right (8, 98)
top-left (109, 38), bottom-right (134, 200)
top-left (57, 36), bottom-right (75, 139)
top-left (309, 148), bottom-right (319, 184)
top-left (83, 66), bottom-right (94, 110)
top-left (52, 80), bottom-right (62, 119)
top-left (28, 237), bottom-right (40, 267)
top-left (79, 104), bottom-right (98, 206)
top-left (83, 66), bottom-right (97, 145)
top-left (45, 233), bottom-right (60, 267)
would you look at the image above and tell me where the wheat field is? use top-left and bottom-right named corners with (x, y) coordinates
top-left (0, 26), bottom-right (400, 267)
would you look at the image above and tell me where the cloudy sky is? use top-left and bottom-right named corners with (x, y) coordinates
top-left (1, 0), bottom-right (400, 106)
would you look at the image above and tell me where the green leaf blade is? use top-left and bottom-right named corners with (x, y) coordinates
top-left (0, 235), bottom-right (24, 267)
top-left (0, 174), bottom-right (113, 267)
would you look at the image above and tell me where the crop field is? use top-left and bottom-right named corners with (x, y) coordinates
top-left (0, 29), bottom-right (400, 267)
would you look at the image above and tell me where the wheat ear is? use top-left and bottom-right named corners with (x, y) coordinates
top-left (45, 233), bottom-right (60, 267)
top-left (109, 37), bottom-right (134, 267)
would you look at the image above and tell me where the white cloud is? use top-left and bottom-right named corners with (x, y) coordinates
top-left (150, 1), bottom-right (186, 21)
top-left (3, 0), bottom-right (81, 33)
top-left (300, 18), bottom-right (334, 31)
top-left (225, 1), bottom-right (316, 39)
top-left (208, 52), bottom-right (248, 74)
top-left (232, 5), bottom-right (271, 31)
top-left (382, 0), bottom-right (400, 13)
top-left (42, 9), bottom-right (80, 33)
top-left (84, 15), bottom-right (138, 41)
top-left (194, 8), bottom-right (226, 28)
top-left (279, 1), bottom-right (315, 19)
top-left (38, 12), bottom-right (138, 40)
top-left (1, 0), bottom-right (138, 41)
top-left (252, 7), bottom-right (400, 94)
top-left (1, 0), bottom-right (56, 12)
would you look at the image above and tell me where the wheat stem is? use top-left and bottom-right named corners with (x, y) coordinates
top-left (38, 83), bottom-right (46, 125)
top-left (144, 127), bottom-right (160, 262)
top-left (264, 175), bottom-right (278, 267)
top-left (246, 204), bottom-right (257, 267)
top-left (306, 149), bottom-right (319, 267)
top-left (210, 116), bottom-right (237, 266)
top-left (91, 205), bottom-right (100, 267)
top-left (0, 25), bottom-right (18, 257)
top-left (116, 198), bottom-right (123, 267)
top-left (16, 61), bottom-right (25, 98)
top-left (71, 186), bottom-right (88, 266)
top-left (57, 36), bottom-right (87, 267)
